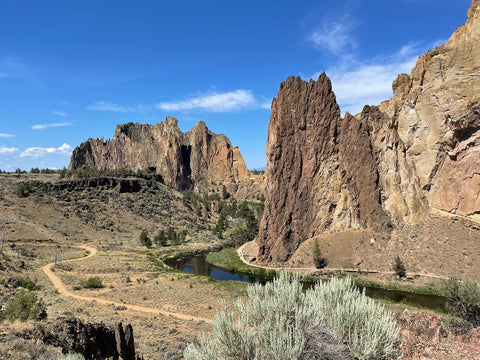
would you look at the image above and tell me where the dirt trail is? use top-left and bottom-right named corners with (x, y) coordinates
top-left (42, 244), bottom-right (213, 324)
top-left (237, 242), bottom-right (447, 280)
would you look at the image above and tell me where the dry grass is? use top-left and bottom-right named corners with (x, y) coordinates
top-left (0, 174), bottom-right (247, 358)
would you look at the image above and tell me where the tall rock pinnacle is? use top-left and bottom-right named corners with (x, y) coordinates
top-left (258, 0), bottom-right (480, 262)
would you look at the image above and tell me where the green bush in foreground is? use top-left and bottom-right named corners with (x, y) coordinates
top-left (184, 273), bottom-right (401, 360)
top-left (442, 277), bottom-right (480, 328)
top-left (80, 276), bottom-right (103, 289)
top-left (2, 289), bottom-right (47, 321)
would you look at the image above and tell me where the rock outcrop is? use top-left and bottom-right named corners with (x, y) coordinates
top-left (258, 1), bottom-right (480, 262)
top-left (381, 0), bottom-right (480, 220)
top-left (27, 317), bottom-right (142, 360)
top-left (69, 118), bottom-right (251, 190)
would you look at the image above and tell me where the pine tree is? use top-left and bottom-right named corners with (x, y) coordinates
top-left (393, 255), bottom-right (406, 278)
top-left (139, 230), bottom-right (151, 247)
top-left (154, 230), bottom-right (167, 246)
top-left (313, 239), bottom-right (328, 269)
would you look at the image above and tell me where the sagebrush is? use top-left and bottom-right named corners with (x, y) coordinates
top-left (184, 273), bottom-right (401, 360)
top-left (442, 277), bottom-right (480, 328)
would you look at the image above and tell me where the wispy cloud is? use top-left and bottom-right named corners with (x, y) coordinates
top-left (51, 110), bottom-right (66, 117)
top-left (156, 90), bottom-right (264, 112)
top-left (0, 57), bottom-right (27, 78)
top-left (260, 102), bottom-right (271, 110)
top-left (32, 123), bottom-right (72, 130)
top-left (309, 42), bottom-right (433, 115)
top-left (87, 101), bottom-right (140, 112)
top-left (0, 145), bottom-right (19, 155)
top-left (308, 20), bottom-right (356, 54)
top-left (20, 143), bottom-right (72, 158)
top-left (0, 133), bottom-right (15, 138)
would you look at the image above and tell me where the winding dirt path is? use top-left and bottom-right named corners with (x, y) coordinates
top-left (42, 244), bottom-right (213, 324)
top-left (237, 242), bottom-right (447, 280)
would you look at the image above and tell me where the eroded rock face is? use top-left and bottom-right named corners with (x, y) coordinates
top-left (259, 1), bottom-right (480, 262)
top-left (383, 0), bottom-right (480, 220)
top-left (258, 75), bottom-right (395, 262)
top-left (27, 317), bottom-right (142, 360)
top-left (69, 118), bottom-right (251, 190)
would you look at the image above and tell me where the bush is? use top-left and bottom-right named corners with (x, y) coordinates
top-left (7, 276), bottom-right (39, 290)
top-left (154, 230), bottom-right (167, 246)
top-left (312, 239), bottom-right (328, 269)
top-left (393, 255), bottom-right (406, 278)
top-left (184, 273), bottom-right (400, 360)
top-left (139, 230), bottom-right (152, 247)
top-left (80, 276), bottom-right (103, 289)
top-left (442, 277), bottom-right (480, 328)
top-left (2, 289), bottom-right (47, 321)
top-left (15, 182), bottom-right (30, 197)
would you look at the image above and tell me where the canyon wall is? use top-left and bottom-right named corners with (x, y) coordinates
top-left (69, 118), bottom-right (251, 190)
top-left (258, 1), bottom-right (480, 262)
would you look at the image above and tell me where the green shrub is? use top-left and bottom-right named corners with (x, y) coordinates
top-left (393, 255), bottom-right (406, 278)
top-left (312, 239), bottom-right (328, 269)
top-left (442, 277), bottom-right (480, 327)
top-left (15, 182), bottom-right (30, 197)
top-left (2, 289), bottom-right (47, 321)
top-left (80, 276), bottom-right (103, 289)
top-left (184, 273), bottom-right (400, 360)
top-left (154, 229), bottom-right (167, 246)
top-left (139, 230), bottom-right (152, 247)
top-left (8, 276), bottom-right (39, 290)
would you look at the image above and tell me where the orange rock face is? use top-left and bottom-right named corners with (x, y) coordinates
top-left (69, 117), bottom-right (251, 190)
top-left (259, 1), bottom-right (480, 262)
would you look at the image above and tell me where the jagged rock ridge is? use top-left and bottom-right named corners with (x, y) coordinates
top-left (69, 117), bottom-right (251, 190)
top-left (24, 317), bottom-right (142, 360)
top-left (258, 0), bottom-right (480, 262)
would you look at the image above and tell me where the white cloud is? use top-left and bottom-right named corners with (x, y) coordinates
top-left (0, 145), bottom-right (19, 155)
top-left (309, 42), bottom-right (430, 115)
top-left (157, 90), bottom-right (257, 112)
top-left (0, 133), bottom-right (15, 138)
top-left (32, 123), bottom-right (72, 130)
top-left (51, 110), bottom-right (66, 117)
top-left (308, 21), bottom-right (356, 54)
top-left (261, 102), bottom-right (272, 110)
top-left (20, 143), bottom-right (72, 158)
top-left (87, 101), bottom-right (138, 112)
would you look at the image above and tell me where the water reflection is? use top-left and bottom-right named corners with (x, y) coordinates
top-left (167, 253), bottom-right (446, 311)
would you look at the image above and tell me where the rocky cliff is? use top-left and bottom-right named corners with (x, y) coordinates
top-left (258, 0), bottom-right (480, 262)
top-left (69, 118), bottom-right (251, 190)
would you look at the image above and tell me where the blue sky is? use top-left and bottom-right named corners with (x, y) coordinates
top-left (0, 0), bottom-right (472, 171)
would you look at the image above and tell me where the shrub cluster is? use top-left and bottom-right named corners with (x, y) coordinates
top-left (442, 277), bottom-right (480, 328)
top-left (6, 276), bottom-right (39, 290)
top-left (184, 273), bottom-right (401, 360)
top-left (79, 276), bottom-right (103, 289)
top-left (0, 289), bottom-right (47, 322)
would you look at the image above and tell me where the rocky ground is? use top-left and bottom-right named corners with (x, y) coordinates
top-left (0, 173), bottom-right (250, 359)
top-left (1, 173), bottom-right (480, 359)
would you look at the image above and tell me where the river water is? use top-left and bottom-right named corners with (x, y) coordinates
top-left (165, 253), bottom-right (447, 311)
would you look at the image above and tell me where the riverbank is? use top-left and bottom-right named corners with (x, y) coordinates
top-left (205, 246), bottom-right (446, 306)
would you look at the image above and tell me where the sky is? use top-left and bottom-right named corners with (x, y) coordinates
top-left (0, 0), bottom-right (473, 171)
